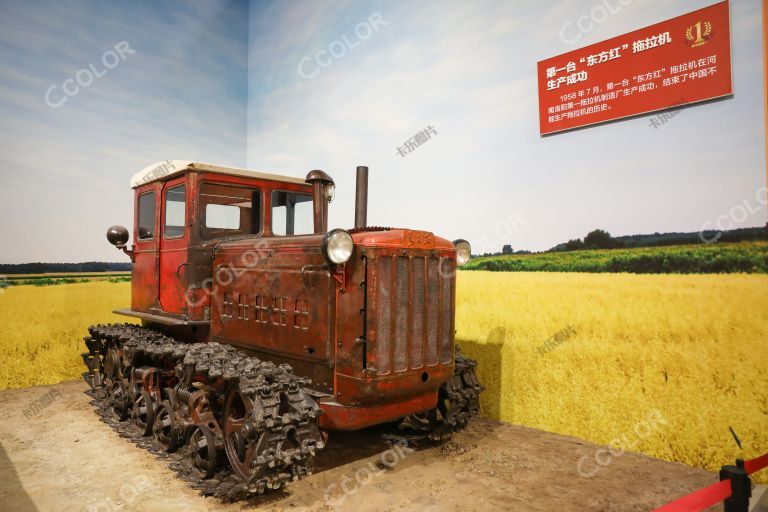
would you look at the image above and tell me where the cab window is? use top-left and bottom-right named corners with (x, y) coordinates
top-left (200, 183), bottom-right (262, 240)
top-left (137, 192), bottom-right (155, 240)
top-left (164, 184), bottom-right (186, 238)
top-left (271, 191), bottom-right (313, 236)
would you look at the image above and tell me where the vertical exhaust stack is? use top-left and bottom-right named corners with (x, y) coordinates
top-left (354, 165), bottom-right (368, 229)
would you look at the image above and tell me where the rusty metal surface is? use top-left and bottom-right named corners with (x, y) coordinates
top-left (130, 183), bottom-right (161, 313)
top-left (366, 250), bottom-right (456, 374)
top-left (206, 227), bottom-right (459, 428)
top-left (158, 177), bottom-right (189, 315)
top-left (113, 308), bottom-right (209, 326)
top-left (210, 233), bottom-right (335, 394)
top-left (112, 166), bottom-right (479, 440)
top-left (332, 230), bottom-right (457, 408)
top-left (318, 391), bottom-right (438, 430)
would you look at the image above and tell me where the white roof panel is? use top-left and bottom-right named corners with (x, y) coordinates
top-left (129, 160), bottom-right (308, 188)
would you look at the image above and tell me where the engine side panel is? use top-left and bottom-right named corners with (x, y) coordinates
top-left (210, 237), bottom-right (335, 393)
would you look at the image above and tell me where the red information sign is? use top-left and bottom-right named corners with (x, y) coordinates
top-left (537, 1), bottom-right (732, 135)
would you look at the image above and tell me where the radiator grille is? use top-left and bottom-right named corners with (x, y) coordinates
top-left (410, 258), bottom-right (424, 368)
top-left (394, 257), bottom-right (409, 372)
top-left (427, 257), bottom-right (439, 366)
top-left (440, 259), bottom-right (455, 364)
top-left (373, 254), bottom-right (454, 374)
top-left (376, 257), bottom-right (392, 373)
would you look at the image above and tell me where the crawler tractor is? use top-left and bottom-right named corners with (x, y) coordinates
top-left (82, 161), bottom-right (484, 498)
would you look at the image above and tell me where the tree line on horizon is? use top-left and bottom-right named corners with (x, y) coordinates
top-left (0, 261), bottom-right (132, 275)
top-left (551, 226), bottom-right (767, 252)
top-left (477, 226), bottom-right (767, 258)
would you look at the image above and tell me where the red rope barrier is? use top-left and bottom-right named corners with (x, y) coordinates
top-left (653, 451), bottom-right (768, 512)
top-left (652, 479), bottom-right (732, 512)
top-left (745, 452), bottom-right (768, 475)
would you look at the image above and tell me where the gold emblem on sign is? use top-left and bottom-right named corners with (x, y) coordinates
top-left (686, 21), bottom-right (712, 47)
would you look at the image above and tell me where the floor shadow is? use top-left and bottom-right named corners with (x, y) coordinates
top-left (238, 428), bottom-right (405, 509)
top-left (313, 429), bottom-right (395, 472)
top-left (457, 327), bottom-right (506, 420)
top-left (0, 442), bottom-right (39, 512)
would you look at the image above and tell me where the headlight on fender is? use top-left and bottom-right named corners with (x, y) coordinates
top-left (322, 229), bottom-right (354, 265)
top-left (453, 239), bottom-right (471, 266)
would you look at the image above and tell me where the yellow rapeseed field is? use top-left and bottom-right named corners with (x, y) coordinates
top-left (0, 282), bottom-right (136, 389)
top-left (456, 271), bottom-right (768, 483)
top-left (0, 274), bottom-right (765, 482)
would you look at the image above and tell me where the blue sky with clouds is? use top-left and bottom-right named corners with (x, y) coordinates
top-left (0, 0), bottom-right (764, 262)
top-left (246, 0), bottom-right (766, 254)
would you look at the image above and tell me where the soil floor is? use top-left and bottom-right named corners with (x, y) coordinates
top-left (0, 381), bottom-right (725, 512)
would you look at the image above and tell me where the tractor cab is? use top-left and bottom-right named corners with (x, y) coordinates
top-left (107, 161), bottom-right (333, 332)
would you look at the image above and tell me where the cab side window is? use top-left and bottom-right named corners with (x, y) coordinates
top-left (200, 183), bottom-right (262, 240)
top-left (271, 191), bottom-right (313, 236)
top-left (137, 192), bottom-right (156, 240)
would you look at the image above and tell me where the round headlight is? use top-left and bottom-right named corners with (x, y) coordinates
top-left (453, 239), bottom-right (471, 266)
top-left (322, 229), bottom-right (354, 265)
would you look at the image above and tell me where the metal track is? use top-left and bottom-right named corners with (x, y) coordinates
top-left (396, 347), bottom-right (486, 442)
top-left (81, 323), bottom-right (325, 500)
top-left (80, 324), bottom-right (484, 498)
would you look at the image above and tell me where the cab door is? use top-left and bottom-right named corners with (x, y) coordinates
top-left (131, 186), bottom-right (160, 312)
top-left (159, 177), bottom-right (188, 315)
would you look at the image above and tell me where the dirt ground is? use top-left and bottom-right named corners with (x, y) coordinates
top-left (0, 382), bottom-right (723, 512)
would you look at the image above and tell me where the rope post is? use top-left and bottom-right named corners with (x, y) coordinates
top-left (719, 459), bottom-right (751, 512)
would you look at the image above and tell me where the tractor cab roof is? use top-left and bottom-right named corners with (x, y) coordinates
top-left (129, 160), bottom-right (307, 189)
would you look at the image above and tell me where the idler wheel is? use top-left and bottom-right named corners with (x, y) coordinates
top-left (131, 390), bottom-right (155, 436)
top-left (103, 349), bottom-right (121, 380)
top-left (152, 402), bottom-right (181, 452)
top-left (108, 380), bottom-right (131, 421)
top-left (187, 424), bottom-right (219, 479)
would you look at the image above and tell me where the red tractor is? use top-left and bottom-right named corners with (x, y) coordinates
top-left (82, 161), bottom-right (483, 497)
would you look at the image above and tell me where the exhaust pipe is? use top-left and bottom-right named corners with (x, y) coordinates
top-left (354, 165), bottom-right (368, 229)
